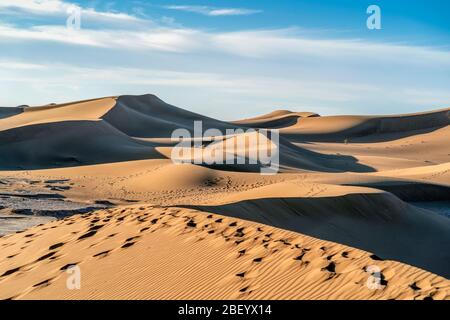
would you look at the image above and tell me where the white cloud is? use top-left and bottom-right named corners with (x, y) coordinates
top-left (0, 24), bottom-right (100, 46)
top-left (165, 5), bottom-right (261, 16)
top-left (0, 0), bottom-right (140, 22)
top-left (2, 61), bottom-right (449, 112)
top-left (0, 0), bottom-right (65, 14)
top-left (211, 29), bottom-right (450, 64)
top-left (0, 1), bottom-right (449, 117)
top-left (0, 60), bottom-right (45, 70)
top-left (0, 24), bottom-right (204, 51)
top-left (1, 1), bottom-right (448, 67)
top-left (1, 21), bottom-right (449, 69)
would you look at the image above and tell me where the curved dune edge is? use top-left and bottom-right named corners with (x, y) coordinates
top-left (1, 159), bottom-right (449, 278)
top-left (233, 106), bottom-right (450, 138)
top-left (0, 205), bottom-right (448, 300)
top-left (279, 108), bottom-right (450, 135)
top-left (5, 159), bottom-right (445, 206)
top-left (370, 162), bottom-right (450, 185)
top-left (0, 94), bottom-right (448, 172)
top-left (0, 106), bottom-right (23, 120)
top-left (0, 97), bottom-right (117, 132)
top-left (233, 110), bottom-right (320, 129)
top-left (178, 178), bottom-right (450, 278)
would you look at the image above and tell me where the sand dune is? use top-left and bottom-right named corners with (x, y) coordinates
top-left (1, 95), bottom-right (448, 172)
top-left (0, 98), bottom-right (116, 132)
top-left (0, 205), bottom-right (448, 300)
top-left (184, 181), bottom-right (450, 278)
top-left (102, 94), bottom-right (237, 138)
top-left (0, 120), bottom-right (162, 169)
top-left (278, 108), bottom-right (450, 142)
top-left (371, 162), bottom-right (450, 185)
top-left (291, 125), bottom-right (450, 172)
top-left (234, 110), bottom-right (320, 129)
top-left (0, 106), bottom-right (23, 120)
top-left (0, 94), bottom-right (449, 300)
top-left (156, 132), bottom-right (376, 173)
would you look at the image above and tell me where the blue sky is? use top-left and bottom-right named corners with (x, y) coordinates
top-left (0, 0), bottom-right (449, 119)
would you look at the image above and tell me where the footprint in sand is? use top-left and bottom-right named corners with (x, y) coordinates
top-left (77, 230), bottom-right (97, 240)
top-left (36, 251), bottom-right (57, 262)
top-left (1, 266), bottom-right (22, 277)
top-left (32, 278), bottom-right (53, 289)
top-left (93, 250), bottom-right (111, 258)
top-left (121, 242), bottom-right (136, 249)
top-left (48, 242), bottom-right (65, 250)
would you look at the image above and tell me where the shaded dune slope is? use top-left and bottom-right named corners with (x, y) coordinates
top-left (341, 180), bottom-right (450, 201)
top-left (183, 182), bottom-right (450, 278)
top-left (234, 110), bottom-right (320, 129)
top-left (0, 95), bottom-right (447, 177)
top-left (0, 94), bottom-right (382, 172)
top-left (277, 136), bottom-right (375, 173)
top-left (0, 97), bottom-right (117, 132)
top-left (158, 132), bottom-right (376, 173)
top-left (101, 94), bottom-right (238, 138)
top-left (0, 120), bottom-right (160, 169)
top-left (279, 109), bottom-right (450, 142)
top-left (371, 163), bottom-right (450, 186)
top-left (0, 107), bottom-right (23, 120)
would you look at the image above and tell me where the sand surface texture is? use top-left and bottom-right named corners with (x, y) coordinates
top-left (0, 95), bottom-right (449, 299)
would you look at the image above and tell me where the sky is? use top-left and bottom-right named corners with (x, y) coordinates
top-left (0, 0), bottom-right (449, 119)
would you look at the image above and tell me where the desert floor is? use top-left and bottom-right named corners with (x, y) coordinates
top-left (0, 95), bottom-right (449, 299)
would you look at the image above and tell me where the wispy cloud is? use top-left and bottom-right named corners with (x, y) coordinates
top-left (2, 60), bottom-right (449, 117)
top-left (0, 1), bottom-right (449, 116)
top-left (0, 61), bottom-right (388, 107)
top-left (0, 60), bottom-right (45, 70)
top-left (0, 23), bottom-right (203, 51)
top-left (1, 22), bottom-right (449, 68)
top-left (164, 5), bottom-right (262, 16)
top-left (2, 1), bottom-right (447, 67)
top-left (0, 0), bottom-right (140, 22)
top-left (210, 29), bottom-right (450, 64)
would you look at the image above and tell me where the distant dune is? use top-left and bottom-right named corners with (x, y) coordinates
top-left (0, 106), bottom-right (23, 120)
top-left (234, 110), bottom-right (320, 129)
top-left (0, 94), bottom-right (449, 300)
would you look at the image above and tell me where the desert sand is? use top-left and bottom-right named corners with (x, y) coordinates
top-left (0, 94), bottom-right (449, 300)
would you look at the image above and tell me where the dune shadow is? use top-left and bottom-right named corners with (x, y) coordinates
top-left (191, 135), bottom-right (376, 173)
top-left (283, 109), bottom-right (450, 143)
top-left (0, 107), bottom-right (23, 120)
top-left (283, 125), bottom-right (446, 143)
top-left (342, 181), bottom-right (450, 202)
top-left (0, 120), bottom-right (165, 170)
top-left (278, 136), bottom-right (376, 172)
top-left (236, 115), bottom-right (301, 129)
top-left (180, 193), bottom-right (450, 278)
